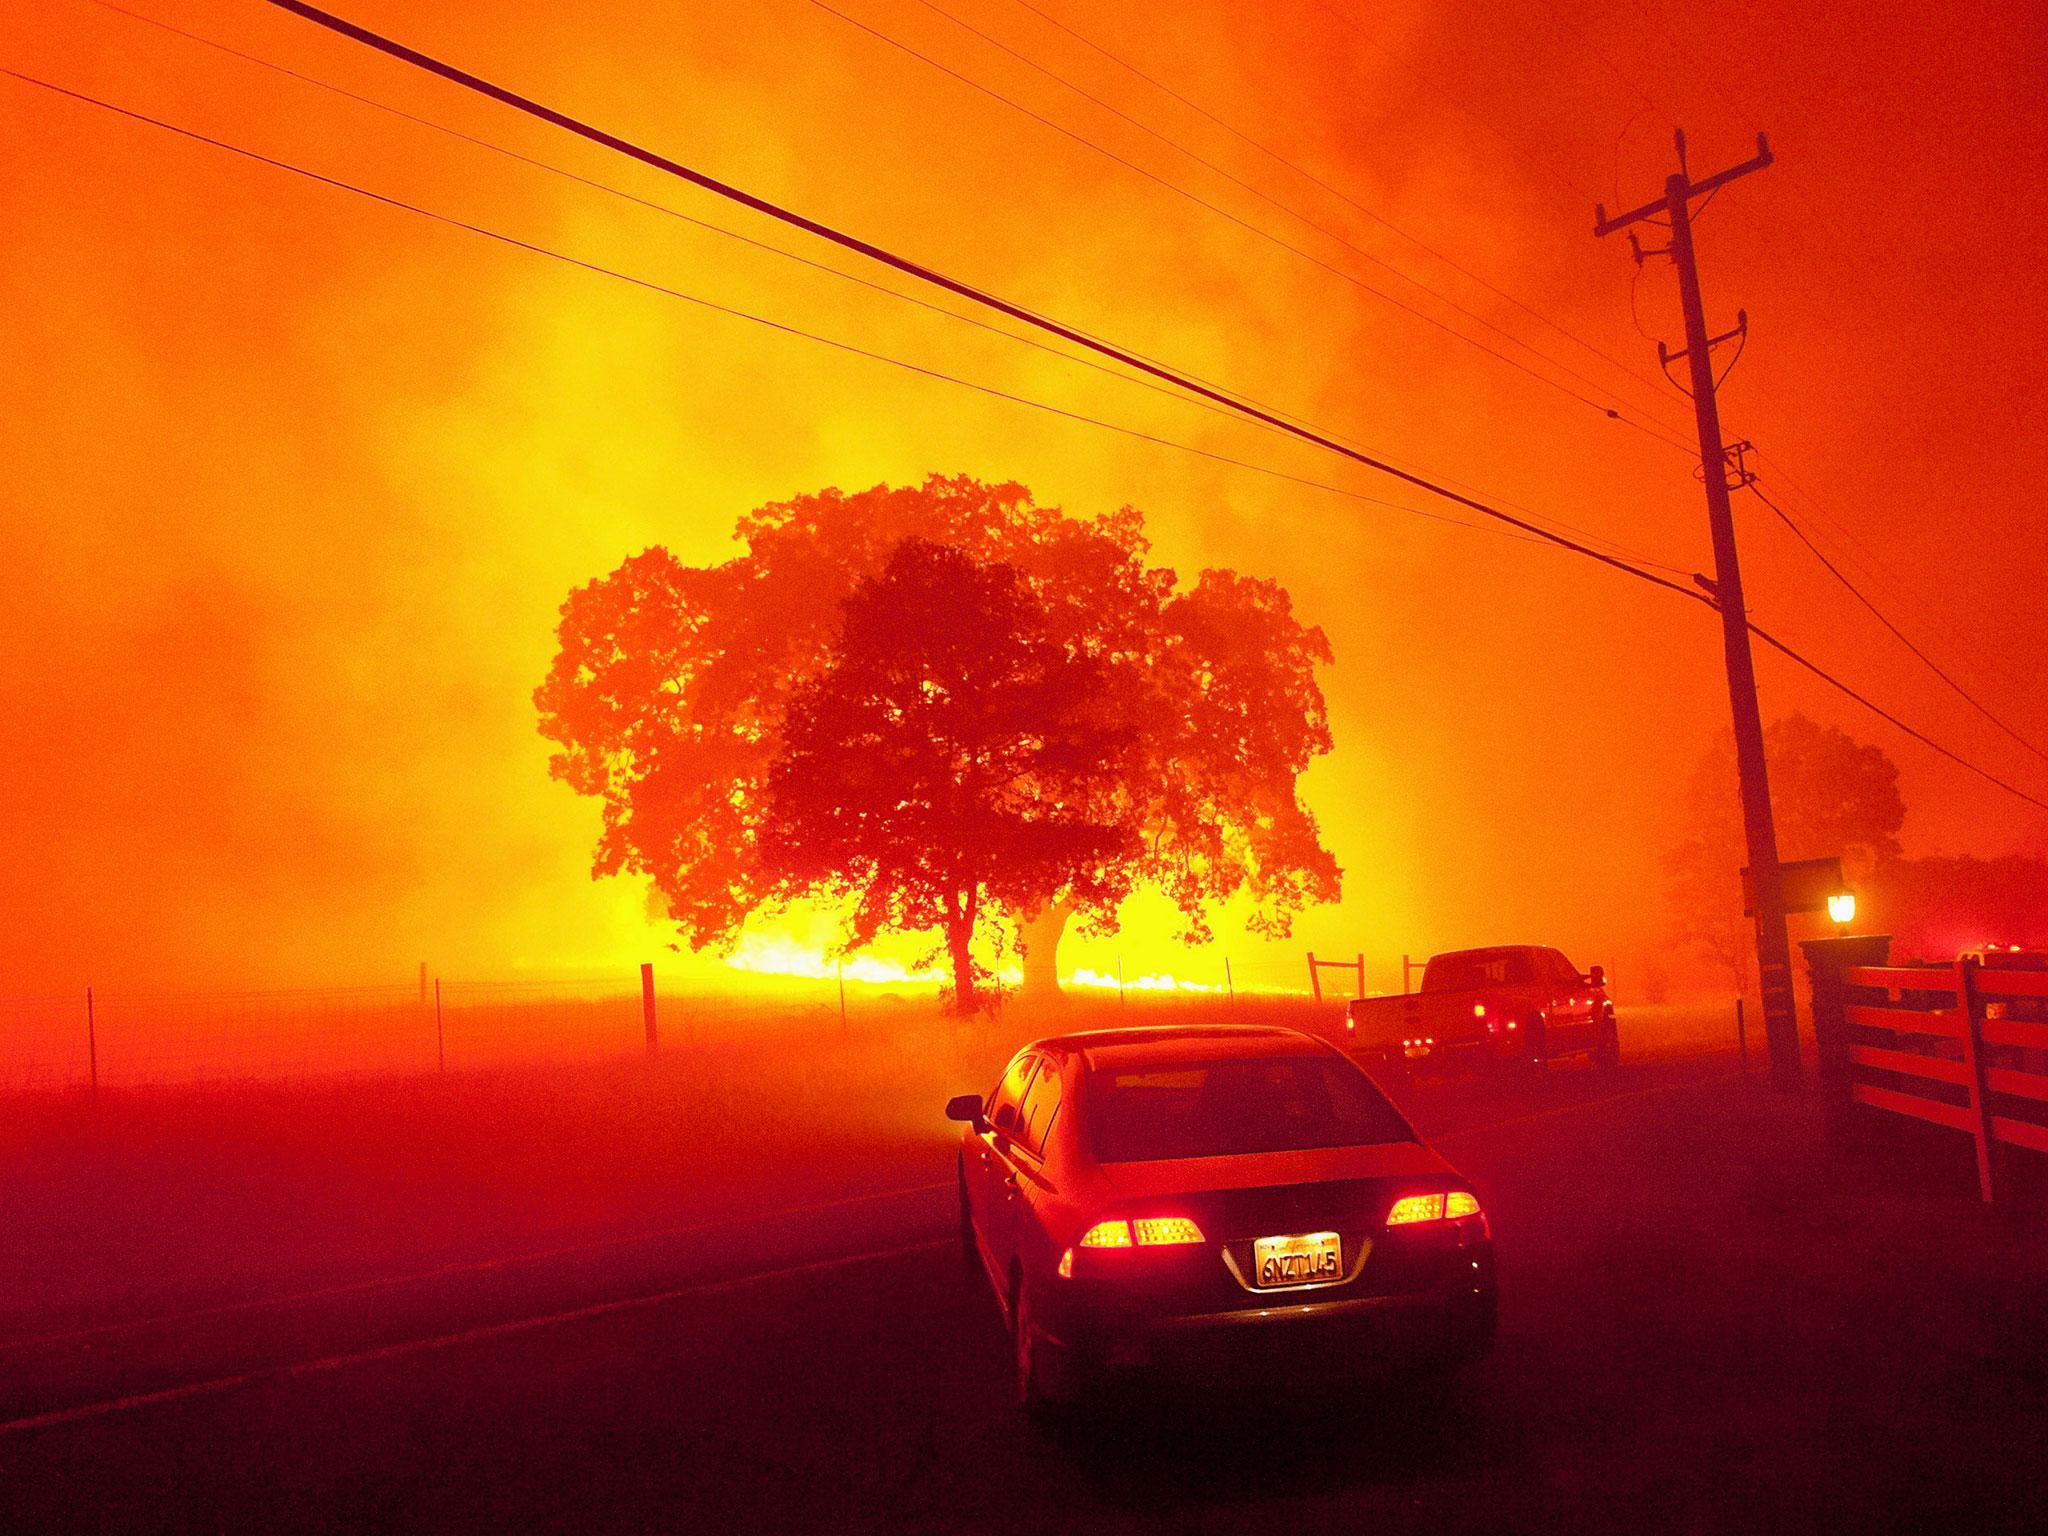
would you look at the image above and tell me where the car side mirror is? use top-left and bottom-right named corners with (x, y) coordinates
top-left (1586, 965), bottom-right (1606, 989)
top-left (945, 1093), bottom-right (985, 1127)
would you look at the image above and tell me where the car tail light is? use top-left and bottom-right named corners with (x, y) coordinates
top-left (1132, 1216), bottom-right (1205, 1246)
top-left (1473, 1003), bottom-right (1486, 1018)
top-left (1078, 1219), bottom-right (1133, 1248)
top-left (1386, 1194), bottom-right (1444, 1225)
top-left (1058, 1248), bottom-right (1075, 1278)
top-left (1386, 1191), bottom-right (1485, 1226)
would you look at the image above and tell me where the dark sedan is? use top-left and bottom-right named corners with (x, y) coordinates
top-left (947, 1024), bottom-right (1496, 1413)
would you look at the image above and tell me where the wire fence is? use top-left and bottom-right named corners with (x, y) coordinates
top-left (0, 958), bottom-right (1349, 1093)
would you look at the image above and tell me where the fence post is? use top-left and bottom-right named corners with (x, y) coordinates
top-left (419, 961), bottom-right (428, 1005)
top-left (435, 978), bottom-right (444, 1073)
top-left (1307, 952), bottom-right (1321, 1003)
top-left (86, 986), bottom-right (98, 1096)
top-left (1116, 957), bottom-right (1126, 1009)
top-left (1224, 957), bottom-right (1235, 1005)
top-left (1954, 956), bottom-right (1998, 1204)
top-left (1354, 953), bottom-right (1365, 999)
top-left (1736, 997), bottom-right (1747, 1071)
top-left (1799, 933), bottom-right (1890, 1140)
top-left (641, 962), bottom-right (659, 1056)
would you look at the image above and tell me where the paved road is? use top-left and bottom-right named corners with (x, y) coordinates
top-left (4, 1049), bottom-right (2043, 1534)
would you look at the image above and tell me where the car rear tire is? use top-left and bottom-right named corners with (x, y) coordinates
top-left (1011, 1272), bottom-right (1069, 1420)
top-left (957, 1163), bottom-right (979, 1275)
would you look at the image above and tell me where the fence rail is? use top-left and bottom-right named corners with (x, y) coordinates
top-left (1814, 954), bottom-right (2048, 1202)
top-left (0, 961), bottom-right (1342, 1093)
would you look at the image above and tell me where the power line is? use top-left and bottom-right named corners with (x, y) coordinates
top-left (1744, 443), bottom-right (2046, 703)
top-left (19, 51), bottom-right (2042, 817)
top-left (244, 4), bottom-right (2048, 810)
top-left (1307, 0), bottom-right (1598, 205)
top-left (899, 0), bottom-right (1697, 444)
top-left (802, 0), bottom-right (1698, 455)
top-left (251, 1), bottom-right (1704, 573)
top-left (72, 0), bottom-right (1339, 449)
top-left (1746, 618), bottom-right (2048, 813)
top-left (1750, 481), bottom-right (2048, 767)
top-left (1007, 0), bottom-right (1694, 419)
top-left (0, 69), bottom-right (1631, 561)
top-left (72, 0), bottom-right (1687, 578)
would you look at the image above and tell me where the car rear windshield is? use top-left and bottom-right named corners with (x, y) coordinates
top-left (1086, 1055), bottom-right (1412, 1163)
top-left (1424, 951), bottom-right (1536, 991)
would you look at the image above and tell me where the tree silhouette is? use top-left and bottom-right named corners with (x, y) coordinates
top-left (534, 475), bottom-right (1339, 996)
top-left (762, 540), bottom-right (1133, 1011)
top-left (1665, 713), bottom-right (1906, 985)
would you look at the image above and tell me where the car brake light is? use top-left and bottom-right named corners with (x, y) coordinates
top-left (1386, 1191), bottom-right (1485, 1226)
top-left (1078, 1219), bottom-right (1133, 1248)
top-left (1386, 1194), bottom-right (1444, 1225)
top-left (1132, 1216), bottom-right (1205, 1246)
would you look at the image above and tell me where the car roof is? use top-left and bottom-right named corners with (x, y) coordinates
top-left (1024, 1024), bottom-right (1328, 1071)
top-left (1430, 945), bottom-right (1549, 961)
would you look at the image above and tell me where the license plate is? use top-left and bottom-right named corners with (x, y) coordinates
top-left (1252, 1231), bottom-right (1343, 1289)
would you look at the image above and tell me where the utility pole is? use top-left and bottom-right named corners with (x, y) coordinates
top-left (1598, 130), bottom-right (1800, 1090)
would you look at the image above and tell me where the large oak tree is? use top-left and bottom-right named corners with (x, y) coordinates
top-left (761, 540), bottom-right (1132, 1010)
top-left (535, 475), bottom-right (1339, 999)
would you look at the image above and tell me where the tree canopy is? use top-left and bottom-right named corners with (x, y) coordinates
top-left (761, 540), bottom-right (1134, 1009)
top-left (534, 475), bottom-right (1340, 1005)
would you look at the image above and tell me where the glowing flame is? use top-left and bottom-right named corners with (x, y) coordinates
top-left (722, 934), bottom-right (944, 986)
top-left (723, 937), bottom-right (1241, 994)
top-left (1067, 967), bottom-right (1224, 994)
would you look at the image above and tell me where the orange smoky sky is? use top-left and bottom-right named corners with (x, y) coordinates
top-left (3, 0), bottom-right (2044, 994)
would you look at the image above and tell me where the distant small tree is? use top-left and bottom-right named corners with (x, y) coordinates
top-left (761, 541), bottom-right (1133, 1010)
top-left (1665, 713), bottom-right (1906, 985)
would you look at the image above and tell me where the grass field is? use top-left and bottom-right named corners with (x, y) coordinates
top-left (0, 989), bottom-right (1746, 1342)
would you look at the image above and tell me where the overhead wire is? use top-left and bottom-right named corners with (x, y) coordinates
top-left (240, 0), bottom-right (1713, 579)
top-left (1749, 481), bottom-right (2048, 768)
top-left (18, 14), bottom-right (2046, 814)
top-left (69, 0), bottom-right (1690, 577)
top-left (0, 69), bottom-right (1642, 564)
top-left (901, 0), bottom-right (1699, 445)
top-left (70, 0), bottom-right (1353, 450)
top-left (802, 0), bottom-right (1699, 456)
top-left (1012, 0), bottom-right (1680, 417)
top-left (1307, 0), bottom-right (1599, 206)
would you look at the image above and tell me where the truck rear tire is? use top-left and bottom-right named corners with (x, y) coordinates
top-left (1594, 1019), bottom-right (1621, 1071)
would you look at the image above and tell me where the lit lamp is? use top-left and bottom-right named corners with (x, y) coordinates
top-left (1826, 890), bottom-right (1856, 932)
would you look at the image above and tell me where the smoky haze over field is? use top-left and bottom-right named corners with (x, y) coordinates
top-left (4, 0), bottom-right (2046, 997)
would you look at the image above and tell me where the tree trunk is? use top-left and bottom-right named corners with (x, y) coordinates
top-left (1017, 902), bottom-right (1072, 1000)
top-left (946, 901), bottom-right (979, 1015)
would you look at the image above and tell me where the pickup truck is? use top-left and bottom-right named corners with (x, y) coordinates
top-left (1338, 946), bottom-right (1618, 1076)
